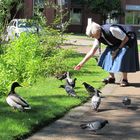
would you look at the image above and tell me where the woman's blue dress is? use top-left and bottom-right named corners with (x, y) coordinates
top-left (98, 24), bottom-right (139, 73)
top-left (98, 41), bottom-right (139, 72)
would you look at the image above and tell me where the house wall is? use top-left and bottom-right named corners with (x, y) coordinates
top-left (22, 0), bottom-right (140, 36)
top-left (68, 0), bottom-right (140, 36)
top-left (44, 0), bottom-right (56, 25)
top-left (24, 0), bottom-right (33, 18)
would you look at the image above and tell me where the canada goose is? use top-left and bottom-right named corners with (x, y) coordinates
top-left (6, 82), bottom-right (31, 111)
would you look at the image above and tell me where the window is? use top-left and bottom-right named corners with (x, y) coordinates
top-left (125, 11), bottom-right (140, 25)
top-left (9, 21), bottom-right (15, 26)
top-left (70, 8), bottom-right (82, 25)
top-left (125, 5), bottom-right (140, 25)
top-left (34, 0), bottom-right (44, 8)
top-left (57, 0), bottom-right (65, 6)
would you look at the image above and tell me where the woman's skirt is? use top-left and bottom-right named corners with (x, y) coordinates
top-left (98, 40), bottom-right (140, 73)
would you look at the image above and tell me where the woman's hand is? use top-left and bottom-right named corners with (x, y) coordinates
top-left (111, 48), bottom-right (120, 60)
top-left (74, 63), bottom-right (83, 70)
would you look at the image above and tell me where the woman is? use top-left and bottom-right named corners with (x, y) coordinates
top-left (74, 22), bottom-right (139, 87)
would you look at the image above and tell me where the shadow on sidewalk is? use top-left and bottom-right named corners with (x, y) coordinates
top-left (129, 83), bottom-right (140, 87)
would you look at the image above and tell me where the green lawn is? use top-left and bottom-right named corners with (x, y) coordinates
top-left (0, 52), bottom-right (108, 140)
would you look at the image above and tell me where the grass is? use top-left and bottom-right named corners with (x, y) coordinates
top-left (0, 52), bottom-right (108, 140)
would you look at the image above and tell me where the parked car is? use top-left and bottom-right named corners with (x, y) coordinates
top-left (6, 19), bottom-right (40, 41)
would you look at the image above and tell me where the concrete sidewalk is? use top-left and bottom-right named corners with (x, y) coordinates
top-left (26, 52), bottom-right (140, 139)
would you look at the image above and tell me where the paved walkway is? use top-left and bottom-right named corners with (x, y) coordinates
top-left (26, 39), bottom-right (140, 140)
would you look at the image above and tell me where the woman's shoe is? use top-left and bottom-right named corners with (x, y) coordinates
top-left (120, 79), bottom-right (129, 87)
top-left (102, 77), bottom-right (115, 84)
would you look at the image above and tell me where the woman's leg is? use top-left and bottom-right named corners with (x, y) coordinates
top-left (103, 72), bottom-right (115, 84)
top-left (122, 72), bottom-right (128, 80)
top-left (109, 72), bottom-right (115, 78)
top-left (120, 72), bottom-right (129, 86)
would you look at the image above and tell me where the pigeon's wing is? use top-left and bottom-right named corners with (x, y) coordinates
top-left (81, 121), bottom-right (103, 131)
top-left (66, 77), bottom-right (75, 87)
top-left (9, 94), bottom-right (29, 107)
top-left (65, 85), bottom-right (76, 96)
top-left (88, 85), bottom-right (96, 93)
top-left (89, 121), bottom-right (102, 130)
top-left (97, 89), bottom-right (102, 94)
top-left (66, 79), bottom-right (71, 86)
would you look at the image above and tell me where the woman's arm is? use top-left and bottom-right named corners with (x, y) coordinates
top-left (110, 26), bottom-right (129, 49)
top-left (74, 40), bottom-right (99, 70)
top-left (110, 27), bottom-right (129, 59)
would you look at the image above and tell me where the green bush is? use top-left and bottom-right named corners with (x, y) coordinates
top-left (0, 33), bottom-right (43, 92)
top-left (43, 49), bottom-right (73, 76)
top-left (0, 30), bottom-right (73, 93)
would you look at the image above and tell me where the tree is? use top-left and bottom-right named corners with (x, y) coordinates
top-left (81, 0), bottom-right (122, 24)
top-left (0, 0), bottom-right (23, 41)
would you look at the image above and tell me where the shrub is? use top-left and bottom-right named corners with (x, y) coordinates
top-left (0, 33), bottom-right (43, 93)
top-left (0, 30), bottom-right (73, 93)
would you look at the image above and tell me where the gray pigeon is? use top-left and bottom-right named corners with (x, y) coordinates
top-left (82, 82), bottom-right (102, 96)
top-left (6, 82), bottom-right (31, 111)
top-left (59, 84), bottom-right (77, 97)
top-left (80, 120), bottom-right (109, 132)
top-left (66, 72), bottom-right (77, 88)
top-left (122, 96), bottom-right (131, 108)
top-left (91, 90), bottom-right (101, 112)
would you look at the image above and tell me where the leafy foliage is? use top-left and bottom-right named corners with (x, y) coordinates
top-left (0, 0), bottom-right (23, 35)
top-left (0, 33), bottom-right (42, 92)
top-left (0, 28), bottom-right (74, 93)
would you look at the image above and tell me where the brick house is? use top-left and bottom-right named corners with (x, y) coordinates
top-left (15, 0), bottom-right (140, 36)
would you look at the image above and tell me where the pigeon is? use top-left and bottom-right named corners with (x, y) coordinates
top-left (66, 72), bottom-right (77, 88)
top-left (55, 72), bottom-right (67, 80)
top-left (94, 57), bottom-right (98, 63)
top-left (91, 90), bottom-right (101, 112)
top-left (82, 82), bottom-right (101, 96)
top-left (6, 82), bottom-right (31, 111)
top-left (122, 96), bottom-right (131, 108)
top-left (59, 84), bottom-right (77, 97)
top-left (80, 120), bottom-right (109, 133)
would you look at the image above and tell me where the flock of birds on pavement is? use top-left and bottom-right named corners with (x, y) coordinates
top-left (6, 71), bottom-right (132, 134)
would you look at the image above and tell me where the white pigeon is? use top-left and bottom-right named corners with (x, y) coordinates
top-left (66, 72), bottom-right (77, 88)
top-left (91, 90), bottom-right (101, 112)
